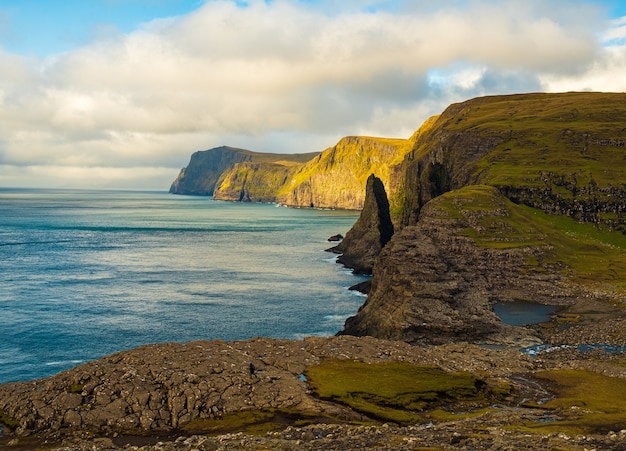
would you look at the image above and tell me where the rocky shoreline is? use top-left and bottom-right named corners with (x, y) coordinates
top-left (2, 333), bottom-right (626, 450)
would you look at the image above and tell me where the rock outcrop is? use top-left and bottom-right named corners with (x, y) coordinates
top-left (328, 174), bottom-right (394, 274)
top-left (0, 336), bottom-right (531, 440)
top-left (341, 186), bottom-right (578, 345)
top-left (3, 336), bottom-right (626, 450)
top-left (337, 92), bottom-right (626, 346)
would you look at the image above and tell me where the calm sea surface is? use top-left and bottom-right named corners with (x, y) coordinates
top-left (0, 189), bottom-right (367, 383)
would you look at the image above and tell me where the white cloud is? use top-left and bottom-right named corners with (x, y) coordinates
top-left (0, 0), bottom-right (622, 188)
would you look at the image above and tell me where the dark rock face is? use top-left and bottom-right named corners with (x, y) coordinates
top-left (169, 146), bottom-right (255, 195)
top-left (328, 174), bottom-right (394, 274)
top-left (340, 187), bottom-right (575, 345)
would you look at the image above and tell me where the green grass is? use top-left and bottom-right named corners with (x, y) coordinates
top-left (460, 93), bottom-right (626, 204)
top-left (432, 185), bottom-right (626, 294)
top-left (519, 369), bottom-right (626, 435)
top-left (401, 93), bottom-right (626, 229)
top-left (304, 359), bottom-right (489, 424)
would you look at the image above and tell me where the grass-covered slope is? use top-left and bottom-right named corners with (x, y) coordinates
top-left (169, 146), bottom-right (319, 196)
top-left (433, 185), bottom-right (626, 296)
top-left (396, 92), bottom-right (626, 230)
top-left (277, 136), bottom-right (409, 209)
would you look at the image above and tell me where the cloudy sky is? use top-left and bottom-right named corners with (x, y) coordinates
top-left (1, 0), bottom-right (626, 189)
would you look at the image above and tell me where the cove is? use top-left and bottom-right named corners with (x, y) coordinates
top-left (493, 300), bottom-right (558, 326)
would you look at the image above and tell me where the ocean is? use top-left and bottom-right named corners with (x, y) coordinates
top-left (0, 189), bottom-right (368, 384)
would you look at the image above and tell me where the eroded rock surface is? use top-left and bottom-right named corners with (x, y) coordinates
top-left (329, 174), bottom-right (394, 274)
top-left (2, 336), bottom-right (626, 450)
top-left (0, 337), bottom-right (529, 439)
top-left (340, 187), bottom-right (578, 346)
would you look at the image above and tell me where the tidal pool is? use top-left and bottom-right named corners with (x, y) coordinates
top-left (493, 300), bottom-right (558, 326)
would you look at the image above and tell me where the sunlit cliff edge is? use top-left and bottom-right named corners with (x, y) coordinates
top-left (169, 136), bottom-right (416, 211)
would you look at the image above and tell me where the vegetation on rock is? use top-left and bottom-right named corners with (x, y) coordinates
top-left (305, 359), bottom-right (493, 424)
top-left (170, 136), bottom-right (411, 210)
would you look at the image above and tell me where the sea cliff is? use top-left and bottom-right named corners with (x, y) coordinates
top-left (3, 92), bottom-right (626, 450)
top-left (337, 92), bottom-right (626, 346)
top-left (170, 136), bottom-right (410, 210)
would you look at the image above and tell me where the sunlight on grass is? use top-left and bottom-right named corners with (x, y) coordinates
top-left (519, 369), bottom-right (626, 435)
top-left (305, 359), bottom-right (489, 424)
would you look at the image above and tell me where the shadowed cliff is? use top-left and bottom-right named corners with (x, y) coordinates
top-left (328, 174), bottom-right (394, 274)
top-left (169, 146), bottom-right (318, 197)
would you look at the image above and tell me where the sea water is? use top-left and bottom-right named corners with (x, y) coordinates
top-left (0, 189), bottom-right (368, 383)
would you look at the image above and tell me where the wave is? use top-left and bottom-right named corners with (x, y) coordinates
top-left (45, 359), bottom-right (84, 367)
top-left (323, 314), bottom-right (347, 322)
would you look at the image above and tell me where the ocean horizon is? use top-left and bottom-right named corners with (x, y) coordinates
top-left (0, 188), bottom-right (368, 384)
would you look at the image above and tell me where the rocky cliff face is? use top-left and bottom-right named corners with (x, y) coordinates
top-left (277, 136), bottom-right (409, 210)
top-left (328, 174), bottom-right (394, 274)
top-left (340, 92), bottom-right (626, 346)
top-left (170, 146), bottom-right (255, 195)
top-left (170, 136), bottom-right (411, 210)
top-left (169, 147), bottom-right (318, 196)
top-left (340, 186), bottom-right (578, 345)
top-left (394, 92), bottom-right (626, 230)
top-left (213, 162), bottom-right (296, 203)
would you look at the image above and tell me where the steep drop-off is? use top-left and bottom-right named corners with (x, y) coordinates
top-left (340, 92), bottom-right (626, 346)
top-left (170, 136), bottom-right (412, 210)
top-left (394, 92), bottom-right (626, 230)
top-left (277, 136), bottom-right (409, 210)
top-left (327, 174), bottom-right (394, 274)
top-left (169, 146), bottom-right (318, 196)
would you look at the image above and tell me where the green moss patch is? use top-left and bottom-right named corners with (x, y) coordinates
top-left (521, 369), bottom-right (626, 435)
top-left (432, 185), bottom-right (626, 294)
top-left (304, 359), bottom-right (493, 424)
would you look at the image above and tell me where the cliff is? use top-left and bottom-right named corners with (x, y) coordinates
top-left (4, 92), bottom-right (626, 450)
top-left (339, 92), bottom-right (626, 347)
top-left (277, 136), bottom-right (409, 210)
top-left (170, 136), bottom-right (411, 210)
top-left (394, 92), bottom-right (626, 230)
top-left (169, 146), bottom-right (318, 196)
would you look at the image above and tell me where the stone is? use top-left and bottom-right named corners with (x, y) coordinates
top-left (328, 174), bottom-right (394, 274)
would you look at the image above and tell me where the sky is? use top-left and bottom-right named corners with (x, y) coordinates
top-left (1, 0), bottom-right (626, 189)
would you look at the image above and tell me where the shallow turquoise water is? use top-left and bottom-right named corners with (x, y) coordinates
top-left (0, 189), bottom-right (367, 383)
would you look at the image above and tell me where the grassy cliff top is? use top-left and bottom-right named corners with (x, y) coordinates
top-left (450, 92), bottom-right (626, 188)
top-left (431, 185), bottom-right (626, 296)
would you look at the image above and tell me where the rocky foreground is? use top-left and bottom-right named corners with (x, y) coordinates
top-left (1, 335), bottom-right (626, 450)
